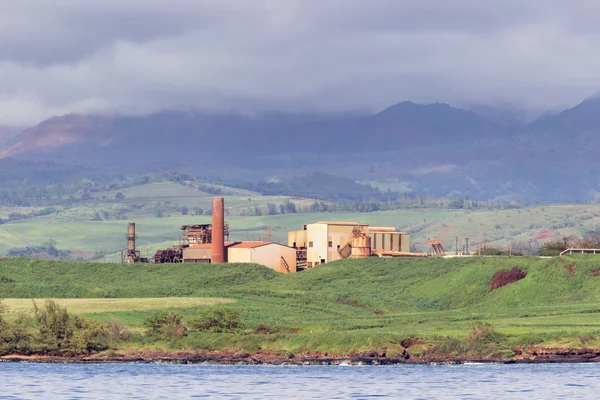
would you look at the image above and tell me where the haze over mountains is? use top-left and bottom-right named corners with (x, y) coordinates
top-left (2, 95), bottom-right (600, 204)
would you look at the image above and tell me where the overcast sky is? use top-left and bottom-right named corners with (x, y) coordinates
top-left (1, 0), bottom-right (600, 125)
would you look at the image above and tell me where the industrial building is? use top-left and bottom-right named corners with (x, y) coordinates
top-left (123, 198), bottom-right (297, 274)
top-left (123, 197), bottom-right (417, 274)
top-left (288, 222), bottom-right (411, 270)
top-left (182, 242), bottom-right (296, 273)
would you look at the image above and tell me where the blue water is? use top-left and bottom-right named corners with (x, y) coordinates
top-left (0, 363), bottom-right (598, 399)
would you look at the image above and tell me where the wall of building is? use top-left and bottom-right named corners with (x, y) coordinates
top-left (369, 232), bottom-right (411, 253)
top-left (306, 223), bottom-right (328, 267)
top-left (227, 247), bottom-right (252, 264)
top-left (227, 244), bottom-right (297, 273)
top-left (325, 224), bottom-right (356, 263)
top-left (251, 244), bottom-right (297, 274)
top-left (287, 229), bottom-right (306, 248)
top-left (401, 233), bottom-right (410, 253)
top-left (182, 247), bottom-right (213, 262)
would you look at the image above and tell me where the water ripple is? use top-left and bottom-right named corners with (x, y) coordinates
top-left (0, 363), bottom-right (598, 399)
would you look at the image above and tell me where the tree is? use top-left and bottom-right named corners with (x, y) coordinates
top-left (115, 192), bottom-right (125, 200)
top-left (180, 206), bottom-right (189, 216)
top-left (284, 200), bottom-right (296, 214)
top-left (143, 311), bottom-right (186, 339)
top-left (538, 237), bottom-right (571, 256)
top-left (267, 203), bottom-right (278, 215)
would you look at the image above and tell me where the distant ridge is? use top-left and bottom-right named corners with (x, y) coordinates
top-left (3, 94), bottom-right (600, 203)
top-left (0, 102), bottom-right (505, 164)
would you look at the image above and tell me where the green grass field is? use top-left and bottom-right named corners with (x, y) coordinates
top-left (3, 176), bottom-right (600, 258)
top-left (2, 255), bottom-right (600, 356)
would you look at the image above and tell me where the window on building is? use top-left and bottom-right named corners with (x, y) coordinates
top-left (328, 241), bottom-right (333, 248)
top-left (309, 241), bottom-right (313, 247)
top-left (320, 258), bottom-right (326, 264)
top-left (308, 262), bottom-right (313, 267)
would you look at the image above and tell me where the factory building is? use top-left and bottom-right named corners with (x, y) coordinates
top-left (125, 198), bottom-right (416, 274)
top-left (182, 242), bottom-right (297, 273)
top-left (288, 221), bottom-right (411, 270)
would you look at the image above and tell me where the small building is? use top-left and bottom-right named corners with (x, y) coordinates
top-left (182, 241), bottom-right (297, 274)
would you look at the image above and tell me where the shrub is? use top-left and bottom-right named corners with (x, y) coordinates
top-left (579, 334), bottom-right (595, 345)
top-left (143, 311), bottom-right (186, 339)
top-left (467, 322), bottom-right (502, 346)
top-left (188, 307), bottom-right (242, 332)
top-left (254, 323), bottom-right (279, 334)
top-left (107, 319), bottom-right (131, 342)
top-left (68, 316), bottom-right (110, 355)
top-left (32, 300), bottom-right (109, 356)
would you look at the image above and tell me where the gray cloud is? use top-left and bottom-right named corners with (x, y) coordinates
top-left (1, 0), bottom-right (599, 125)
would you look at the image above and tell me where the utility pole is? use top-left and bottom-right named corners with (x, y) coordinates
top-left (509, 238), bottom-right (513, 257)
top-left (478, 227), bottom-right (483, 256)
top-left (465, 238), bottom-right (469, 255)
top-left (455, 236), bottom-right (459, 256)
top-left (266, 226), bottom-right (273, 242)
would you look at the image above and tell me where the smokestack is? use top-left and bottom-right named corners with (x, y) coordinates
top-left (211, 197), bottom-right (225, 264)
top-left (127, 223), bottom-right (136, 252)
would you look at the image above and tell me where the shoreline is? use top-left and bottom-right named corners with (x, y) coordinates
top-left (2, 348), bottom-right (600, 366)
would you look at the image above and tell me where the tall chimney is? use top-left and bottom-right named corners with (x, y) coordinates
top-left (211, 197), bottom-right (225, 264)
top-left (127, 223), bottom-right (136, 252)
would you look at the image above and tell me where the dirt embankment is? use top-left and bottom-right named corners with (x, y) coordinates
top-left (3, 347), bottom-right (600, 365)
top-left (489, 268), bottom-right (527, 291)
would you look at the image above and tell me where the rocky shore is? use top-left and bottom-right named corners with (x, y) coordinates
top-left (2, 347), bottom-right (600, 365)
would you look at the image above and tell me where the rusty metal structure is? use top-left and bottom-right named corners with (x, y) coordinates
top-left (338, 226), bottom-right (371, 259)
top-left (153, 248), bottom-right (180, 263)
top-left (427, 238), bottom-right (446, 257)
top-left (121, 223), bottom-right (145, 264)
top-left (180, 223), bottom-right (230, 247)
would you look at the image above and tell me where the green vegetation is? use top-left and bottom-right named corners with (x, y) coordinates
top-left (4, 192), bottom-right (600, 260)
top-left (2, 255), bottom-right (600, 358)
top-left (2, 297), bottom-right (233, 314)
top-left (0, 299), bottom-right (109, 356)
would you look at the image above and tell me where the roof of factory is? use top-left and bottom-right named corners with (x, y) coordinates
top-left (315, 221), bottom-right (368, 226)
top-left (189, 241), bottom-right (275, 249)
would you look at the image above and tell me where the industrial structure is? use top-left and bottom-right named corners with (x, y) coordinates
top-left (121, 223), bottom-right (149, 264)
top-left (122, 198), bottom-right (296, 273)
top-left (288, 221), bottom-right (416, 271)
top-left (122, 197), bottom-right (425, 273)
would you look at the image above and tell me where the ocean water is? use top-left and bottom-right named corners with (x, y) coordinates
top-left (0, 362), bottom-right (598, 399)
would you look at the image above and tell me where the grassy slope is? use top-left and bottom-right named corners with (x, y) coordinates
top-left (2, 256), bottom-right (600, 355)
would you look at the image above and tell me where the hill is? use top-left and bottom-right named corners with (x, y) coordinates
top-left (0, 104), bottom-right (502, 164)
top-left (2, 256), bottom-right (600, 358)
top-left (4, 96), bottom-right (600, 203)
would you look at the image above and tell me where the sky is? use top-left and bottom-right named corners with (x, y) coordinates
top-left (1, 0), bottom-right (600, 125)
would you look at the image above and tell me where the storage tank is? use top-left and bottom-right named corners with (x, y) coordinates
top-left (350, 234), bottom-right (371, 258)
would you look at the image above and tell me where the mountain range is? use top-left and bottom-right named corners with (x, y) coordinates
top-left (2, 97), bottom-right (600, 204)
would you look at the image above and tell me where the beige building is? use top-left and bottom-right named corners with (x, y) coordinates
top-left (288, 221), bottom-right (410, 269)
top-left (182, 241), bottom-right (297, 273)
